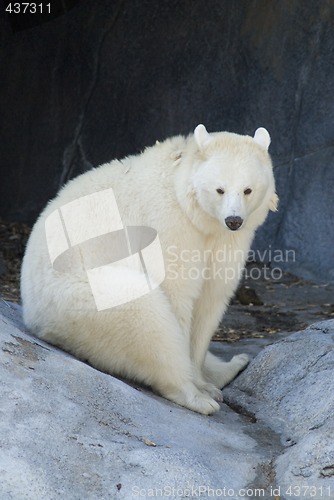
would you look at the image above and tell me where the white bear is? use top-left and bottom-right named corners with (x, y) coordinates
top-left (21, 124), bottom-right (278, 415)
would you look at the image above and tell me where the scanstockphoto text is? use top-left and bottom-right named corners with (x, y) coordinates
top-left (131, 483), bottom-right (332, 497)
top-left (166, 244), bottom-right (296, 282)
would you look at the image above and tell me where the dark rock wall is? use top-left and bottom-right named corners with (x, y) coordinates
top-left (1, 0), bottom-right (333, 280)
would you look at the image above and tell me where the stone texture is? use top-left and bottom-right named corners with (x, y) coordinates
top-left (0, 0), bottom-right (334, 280)
top-left (1, 303), bottom-right (334, 499)
top-left (0, 302), bottom-right (274, 500)
top-left (224, 320), bottom-right (334, 497)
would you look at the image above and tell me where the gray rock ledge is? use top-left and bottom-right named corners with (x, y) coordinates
top-left (1, 301), bottom-right (333, 499)
top-left (224, 320), bottom-right (334, 497)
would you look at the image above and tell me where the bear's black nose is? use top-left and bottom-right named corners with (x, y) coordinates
top-left (225, 216), bottom-right (243, 231)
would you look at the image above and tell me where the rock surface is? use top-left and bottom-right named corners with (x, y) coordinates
top-left (1, 302), bottom-right (334, 499)
top-left (224, 320), bottom-right (334, 497)
top-left (1, 0), bottom-right (334, 281)
top-left (0, 301), bottom-right (273, 500)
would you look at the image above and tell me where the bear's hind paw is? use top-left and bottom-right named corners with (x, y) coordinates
top-left (201, 382), bottom-right (223, 402)
top-left (231, 353), bottom-right (250, 371)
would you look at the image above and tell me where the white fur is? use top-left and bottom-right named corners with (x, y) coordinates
top-left (21, 125), bottom-right (278, 415)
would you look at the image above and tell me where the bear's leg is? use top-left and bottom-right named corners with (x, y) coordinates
top-left (191, 294), bottom-right (227, 375)
top-left (128, 321), bottom-right (221, 415)
top-left (203, 351), bottom-right (249, 389)
top-left (191, 291), bottom-right (249, 390)
top-left (82, 288), bottom-right (220, 415)
top-left (122, 297), bottom-right (221, 414)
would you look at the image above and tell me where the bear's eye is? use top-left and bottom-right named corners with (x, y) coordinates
top-left (216, 188), bottom-right (224, 195)
top-left (244, 188), bottom-right (252, 195)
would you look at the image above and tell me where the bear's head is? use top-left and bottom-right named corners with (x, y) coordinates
top-left (186, 124), bottom-right (278, 234)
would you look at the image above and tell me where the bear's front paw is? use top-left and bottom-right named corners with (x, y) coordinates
top-left (192, 393), bottom-right (221, 415)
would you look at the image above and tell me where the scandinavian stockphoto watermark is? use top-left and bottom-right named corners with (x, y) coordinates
top-left (166, 244), bottom-right (296, 282)
top-left (45, 188), bottom-right (295, 311)
top-left (45, 188), bottom-right (165, 311)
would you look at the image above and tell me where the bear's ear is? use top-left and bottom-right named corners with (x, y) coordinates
top-left (194, 124), bottom-right (213, 150)
top-left (269, 192), bottom-right (279, 212)
top-left (253, 127), bottom-right (271, 151)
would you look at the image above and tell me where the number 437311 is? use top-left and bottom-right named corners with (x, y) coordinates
top-left (6, 3), bottom-right (51, 14)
